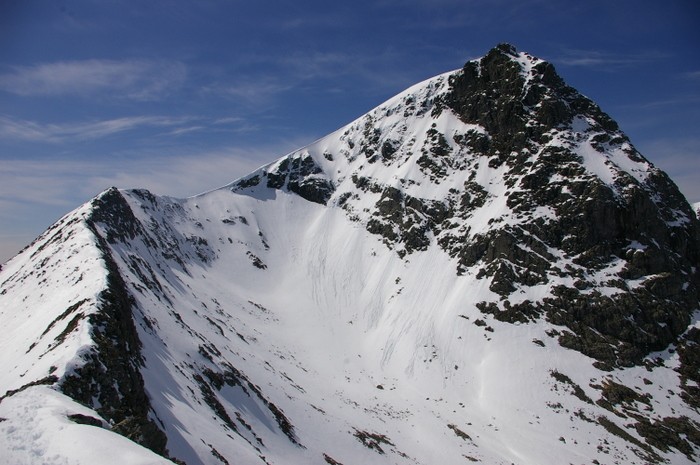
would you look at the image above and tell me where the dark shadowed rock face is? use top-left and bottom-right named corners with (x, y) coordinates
top-left (235, 152), bottom-right (335, 205)
top-left (59, 188), bottom-right (169, 456)
top-left (436, 43), bottom-right (621, 149)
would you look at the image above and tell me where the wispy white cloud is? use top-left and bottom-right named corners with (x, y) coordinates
top-left (0, 59), bottom-right (186, 100)
top-left (79, 150), bottom-right (269, 197)
top-left (0, 133), bottom-right (310, 224)
top-left (0, 158), bottom-right (104, 207)
top-left (279, 49), bottom-right (438, 96)
top-left (556, 48), bottom-right (667, 68)
top-left (0, 142), bottom-right (309, 263)
top-left (0, 115), bottom-right (195, 142)
top-left (278, 49), bottom-right (414, 85)
top-left (162, 126), bottom-right (207, 136)
top-left (620, 95), bottom-right (700, 109)
top-left (209, 78), bottom-right (295, 105)
top-left (213, 117), bottom-right (245, 125)
top-left (0, 136), bottom-right (312, 207)
top-left (208, 49), bottom-right (424, 107)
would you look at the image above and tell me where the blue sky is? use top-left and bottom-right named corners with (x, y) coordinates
top-left (1, 0), bottom-right (699, 263)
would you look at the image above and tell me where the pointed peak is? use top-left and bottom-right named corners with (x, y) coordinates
top-left (477, 43), bottom-right (547, 75)
top-left (96, 186), bottom-right (121, 198)
top-left (475, 43), bottom-right (551, 75)
top-left (490, 42), bottom-right (519, 57)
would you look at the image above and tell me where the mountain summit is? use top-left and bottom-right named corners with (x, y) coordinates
top-left (1, 44), bottom-right (699, 465)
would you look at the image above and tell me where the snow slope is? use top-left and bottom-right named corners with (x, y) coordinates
top-left (0, 386), bottom-right (173, 465)
top-left (0, 202), bottom-right (108, 390)
top-left (1, 44), bottom-right (699, 465)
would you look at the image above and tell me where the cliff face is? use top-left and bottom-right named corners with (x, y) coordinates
top-left (1, 45), bottom-right (699, 465)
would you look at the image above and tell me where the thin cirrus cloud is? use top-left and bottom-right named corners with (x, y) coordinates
top-left (211, 50), bottom-right (423, 106)
top-left (0, 114), bottom-right (196, 143)
top-left (0, 147), bottom-right (275, 262)
top-left (0, 59), bottom-right (186, 100)
top-left (0, 140), bottom-right (307, 215)
top-left (206, 52), bottom-right (359, 104)
top-left (211, 78), bottom-right (295, 105)
top-left (556, 49), bottom-right (667, 68)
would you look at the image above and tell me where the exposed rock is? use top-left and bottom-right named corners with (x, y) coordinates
top-left (60, 189), bottom-right (169, 457)
top-left (235, 153), bottom-right (335, 205)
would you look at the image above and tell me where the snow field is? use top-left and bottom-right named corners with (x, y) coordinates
top-left (115, 185), bottom-right (696, 464)
top-left (0, 206), bottom-right (109, 395)
top-left (0, 386), bottom-right (174, 465)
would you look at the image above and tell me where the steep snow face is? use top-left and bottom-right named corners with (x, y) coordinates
top-left (100, 185), bottom-right (698, 465)
top-left (1, 44), bottom-right (699, 465)
top-left (0, 203), bottom-right (108, 394)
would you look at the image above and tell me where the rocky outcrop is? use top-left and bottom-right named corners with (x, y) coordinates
top-left (235, 152), bottom-right (335, 205)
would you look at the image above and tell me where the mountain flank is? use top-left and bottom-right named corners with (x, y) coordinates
top-left (1, 44), bottom-right (699, 465)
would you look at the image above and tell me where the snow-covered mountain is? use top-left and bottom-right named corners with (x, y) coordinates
top-left (1, 44), bottom-right (699, 465)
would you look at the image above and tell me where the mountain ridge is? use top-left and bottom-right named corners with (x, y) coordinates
top-left (230, 43), bottom-right (700, 368)
top-left (1, 44), bottom-right (699, 465)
